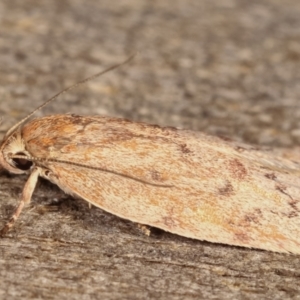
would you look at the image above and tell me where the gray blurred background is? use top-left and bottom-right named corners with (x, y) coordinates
top-left (1, 1), bottom-right (300, 299)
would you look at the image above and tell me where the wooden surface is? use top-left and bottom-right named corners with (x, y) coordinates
top-left (1, 0), bottom-right (300, 299)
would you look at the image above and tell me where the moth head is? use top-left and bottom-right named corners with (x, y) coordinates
top-left (0, 130), bottom-right (33, 174)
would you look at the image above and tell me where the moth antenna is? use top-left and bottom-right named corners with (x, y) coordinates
top-left (10, 154), bottom-right (172, 188)
top-left (5, 53), bottom-right (137, 137)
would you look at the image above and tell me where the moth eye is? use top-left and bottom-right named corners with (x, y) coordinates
top-left (12, 152), bottom-right (33, 171)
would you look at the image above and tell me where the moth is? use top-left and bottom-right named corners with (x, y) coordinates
top-left (1, 56), bottom-right (300, 254)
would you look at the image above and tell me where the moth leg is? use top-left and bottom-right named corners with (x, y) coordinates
top-left (137, 223), bottom-right (151, 236)
top-left (0, 167), bottom-right (40, 236)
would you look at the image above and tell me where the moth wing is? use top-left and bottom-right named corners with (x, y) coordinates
top-left (23, 115), bottom-right (300, 253)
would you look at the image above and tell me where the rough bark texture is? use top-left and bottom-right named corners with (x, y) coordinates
top-left (1, 0), bottom-right (300, 299)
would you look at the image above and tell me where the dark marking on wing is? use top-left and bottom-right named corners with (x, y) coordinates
top-left (218, 181), bottom-right (234, 197)
top-left (265, 173), bottom-right (277, 180)
top-left (228, 158), bottom-right (248, 180)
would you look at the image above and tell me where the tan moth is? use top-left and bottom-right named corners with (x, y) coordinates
top-left (1, 56), bottom-right (300, 254)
